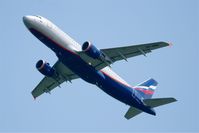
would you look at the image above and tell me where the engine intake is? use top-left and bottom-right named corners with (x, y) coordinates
top-left (36, 60), bottom-right (55, 77)
top-left (82, 41), bottom-right (102, 59)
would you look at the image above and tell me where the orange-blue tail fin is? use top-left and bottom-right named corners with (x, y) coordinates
top-left (134, 78), bottom-right (158, 99)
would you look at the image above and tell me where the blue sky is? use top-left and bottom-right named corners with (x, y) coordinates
top-left (0, 0), bottom-right (198, 132)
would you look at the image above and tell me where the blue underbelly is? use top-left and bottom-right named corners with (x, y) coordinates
top-left (59, 49), bottom-right (135, 106)
top-left (29, 27), bottom-right (136, 106)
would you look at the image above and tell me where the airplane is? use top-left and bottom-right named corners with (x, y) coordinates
top-left (23, 15), bottom-right (177, 119)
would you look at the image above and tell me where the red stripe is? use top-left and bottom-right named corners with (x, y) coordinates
top-left (100, 70), bottom-right (132, 88)
top-left (134, 88), bottom-right (154, 95)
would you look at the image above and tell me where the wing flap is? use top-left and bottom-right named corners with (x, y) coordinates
top-left (32, 77), bottom-right (64, 98)
top-left (101, 41), bottom-right (169, 62)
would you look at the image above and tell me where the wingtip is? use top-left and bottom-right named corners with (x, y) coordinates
top-left (124, 115), bottom-right (131, 120)
top-left (162, 41), bottom-right (173, 47)
top-left (172, 98), bottom-right (177, 102)
top-left (31, 91), bottom-right (37, 100)
top-left (167, 97), bottom-right (178, 103)
top-left (32, 95), bottom-right (37, 100)
top-left (168, 42), bottom-right (173, 47)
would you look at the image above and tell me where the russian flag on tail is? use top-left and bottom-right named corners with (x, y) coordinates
top-left (134, 78), bottom-right (158, 99)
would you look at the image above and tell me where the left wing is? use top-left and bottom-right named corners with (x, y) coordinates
top-left (78, 42), bottom-right (170, 70)
top-left (32, 61), bottom-right (79, 99)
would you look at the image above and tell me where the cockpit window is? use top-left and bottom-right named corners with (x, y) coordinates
top-left (35, 15), bottom-right (42, 19)
top-left (35, 15), bottom-right (43, 23)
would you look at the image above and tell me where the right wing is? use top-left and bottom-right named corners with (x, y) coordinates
top-left (31, 61), bottom-right (79, 99)
top-left (78, 42), bottom-right (170, 70)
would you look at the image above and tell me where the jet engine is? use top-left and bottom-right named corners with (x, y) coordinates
top-left (82, 41), bottom-right (103, 59)
top-left (36, 60), bottom-right (56, 77)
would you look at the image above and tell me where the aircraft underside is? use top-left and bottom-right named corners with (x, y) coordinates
top-left (23, 15), bottom-right (176, 119)
top-left (30, 27), bottom-right (142, 107)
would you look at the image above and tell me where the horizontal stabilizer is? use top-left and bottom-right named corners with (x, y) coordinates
top-left (124, 107), bottom-right (142, 120)
top-left (124, 97), bottom-right (177, 120)
top-left (143, 97), bottom-right (177, 108)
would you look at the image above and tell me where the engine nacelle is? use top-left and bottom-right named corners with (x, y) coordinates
top-left (82, 41), bottom-right (102, 59)
top-left (36, 60), bottom-right (55, 77)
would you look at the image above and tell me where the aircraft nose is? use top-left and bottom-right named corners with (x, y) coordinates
top-left (23, 15), bottom-right (34, 27)
top-left (23, 16), bottom-right (31, 23)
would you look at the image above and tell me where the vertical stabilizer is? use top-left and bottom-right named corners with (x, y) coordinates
top-left (134, 78), bottom-right (158, 99)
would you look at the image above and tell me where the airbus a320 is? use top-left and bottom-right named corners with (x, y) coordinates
top-left (23, 15), bottom-right (176, 119)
